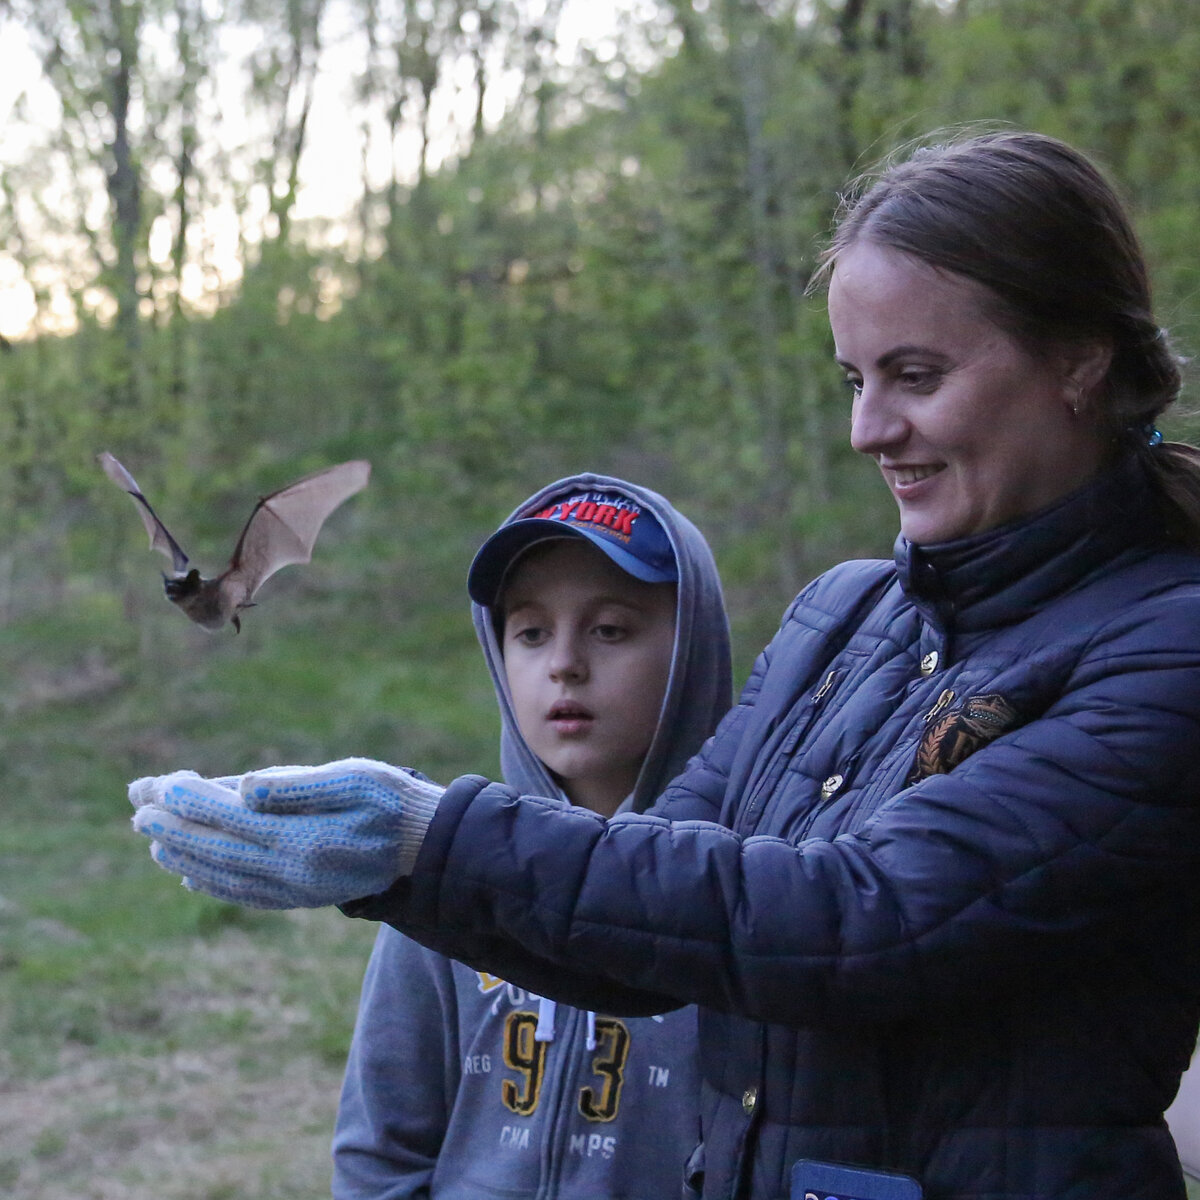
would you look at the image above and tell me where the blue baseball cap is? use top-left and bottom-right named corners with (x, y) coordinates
top-left (468, 489), bottom-right (677, 606)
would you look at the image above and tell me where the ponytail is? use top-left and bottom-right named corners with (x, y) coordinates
top-left (1141, 442), bottom-right (1200, 552)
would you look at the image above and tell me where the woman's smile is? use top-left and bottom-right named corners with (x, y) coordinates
top-left (829, 241), bottom-right (1109, 544)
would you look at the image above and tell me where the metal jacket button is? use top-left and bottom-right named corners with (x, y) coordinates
top-left (742, 1087), bottom-right (757, 1115)
top-left (820, 774), bottom-right (844, 800)
top-left (920, 650), bottom-right (939, 676)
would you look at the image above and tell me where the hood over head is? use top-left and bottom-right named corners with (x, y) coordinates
top-left (471, 472), bottom-right (732, 813)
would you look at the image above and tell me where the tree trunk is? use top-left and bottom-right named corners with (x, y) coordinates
top-left (105, 0), bottom-right (144, 410)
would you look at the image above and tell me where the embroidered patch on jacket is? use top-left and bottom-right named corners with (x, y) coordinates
top-left (907, 692), bottom-right (1019, 784)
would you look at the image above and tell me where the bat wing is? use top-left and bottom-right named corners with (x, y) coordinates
top-left (98, 451), bottom-right (190, 575)
top-left (221, 459), bottom-right (371, 607)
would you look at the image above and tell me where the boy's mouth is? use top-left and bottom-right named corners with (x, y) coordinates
top-left (547, 700), bottom-right (594, 734)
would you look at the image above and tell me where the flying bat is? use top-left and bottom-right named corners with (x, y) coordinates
top-left (99, 452), bottom-right (371, 631)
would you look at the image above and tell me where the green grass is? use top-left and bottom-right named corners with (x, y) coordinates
top-left (0, 561), bottom-right (502, 1198)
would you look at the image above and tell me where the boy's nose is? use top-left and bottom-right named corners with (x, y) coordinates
top-left (549, 637), bottom-right (588, 683)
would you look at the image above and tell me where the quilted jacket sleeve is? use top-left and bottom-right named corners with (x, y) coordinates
top-left (352, 584), bottom-right (1200, 1028)
top-left (344, 613), bottom-right (776, 1016)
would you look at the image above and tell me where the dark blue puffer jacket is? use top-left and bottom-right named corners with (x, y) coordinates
top-left (351, 456), bottom-right (1200, 1199)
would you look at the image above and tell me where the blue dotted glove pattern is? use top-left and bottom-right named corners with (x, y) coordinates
top-left (129, 758), bottom-right (444, 909)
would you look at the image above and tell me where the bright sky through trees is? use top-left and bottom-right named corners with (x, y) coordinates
top-left (0, 0), bottom-right (645, 339)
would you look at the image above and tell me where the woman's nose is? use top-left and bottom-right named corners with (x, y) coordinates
top-left (849, 383), bottom-right (907, 456)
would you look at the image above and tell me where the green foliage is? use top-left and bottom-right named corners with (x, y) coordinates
top-left (3, 1), bottom-right (1200, 1194)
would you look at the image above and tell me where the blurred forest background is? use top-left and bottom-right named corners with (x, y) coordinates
top-left (2, 0), bottom-right (1200, 1196)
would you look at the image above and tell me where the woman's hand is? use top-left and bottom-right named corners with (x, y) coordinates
top-left (129, 758), bottom-right (445, 909)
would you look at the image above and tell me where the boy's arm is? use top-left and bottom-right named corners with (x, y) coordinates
top-left (333, 927), bottom-right (459, 1198)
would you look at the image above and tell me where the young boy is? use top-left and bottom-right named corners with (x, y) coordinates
top-left (331, 473), bottom-right (732, 1198)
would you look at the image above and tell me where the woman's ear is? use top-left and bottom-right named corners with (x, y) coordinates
top-left (1063, 341), bottom-right (1114, 415)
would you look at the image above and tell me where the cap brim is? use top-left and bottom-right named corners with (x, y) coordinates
top-left (467, 519), bottom-right (675, 606)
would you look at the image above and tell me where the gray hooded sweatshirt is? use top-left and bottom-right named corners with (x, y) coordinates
top-left (332, 474), bottom-right (733, 1199)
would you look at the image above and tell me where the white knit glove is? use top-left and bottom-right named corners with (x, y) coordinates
top-left (130, 758), bottom-right (444, 909)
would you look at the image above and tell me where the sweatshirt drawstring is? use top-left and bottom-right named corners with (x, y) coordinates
top-left (535, 997), bottom-right (556, 1042)
top-left (534, 998), bottom-right (598, 1053)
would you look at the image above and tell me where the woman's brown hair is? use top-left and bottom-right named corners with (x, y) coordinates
top-left (812, 130), bottom-right (1200, 547)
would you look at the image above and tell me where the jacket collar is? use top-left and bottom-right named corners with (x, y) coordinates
top-left (894, 453), bottom-right (1161, 634)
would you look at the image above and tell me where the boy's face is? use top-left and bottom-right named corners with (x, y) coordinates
top-left (500, 539), bottom-right (676, 818)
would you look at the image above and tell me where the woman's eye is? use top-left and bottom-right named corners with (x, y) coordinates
top-left (843, 375), bottom-right (863, 396)
top-left (898, 368), bottom-right (941, 392)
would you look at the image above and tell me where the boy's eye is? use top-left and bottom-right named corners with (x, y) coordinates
top-left (593, 623), bottom-right (628, 642)
top-left (511, 626), bottom-right (548, 647)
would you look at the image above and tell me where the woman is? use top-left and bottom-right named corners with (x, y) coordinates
top-left (132, 131), bottom-right (1200, 1199)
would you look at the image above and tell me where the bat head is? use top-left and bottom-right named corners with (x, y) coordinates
top-left (163, 568), bottom-right (202, 602)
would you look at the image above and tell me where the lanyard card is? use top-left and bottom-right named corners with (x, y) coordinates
top-left (791, 1158), bottom-right (922, 1200)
